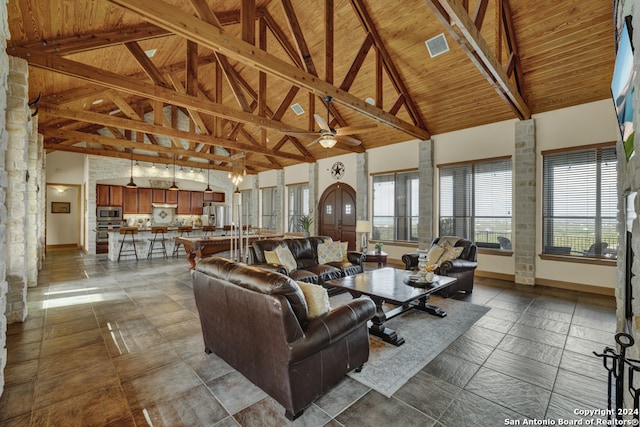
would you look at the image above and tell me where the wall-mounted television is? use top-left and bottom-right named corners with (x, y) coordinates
top-left (611, 16), bottom-right (635, 160)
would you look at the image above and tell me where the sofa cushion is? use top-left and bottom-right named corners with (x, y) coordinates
top-left (302, 264), bottom-right (342, 282)
top-left (341, 241), bottom-right (349, 262)
top-left (264, 249), bottom-right (280, 265)
top-left (438, 242), bottom-right (464, 264)
top-left (318, 241), bottom-right (344, 264)
top-left (276, 245), bottom-right (298, 272)
top-left (426, 245), bottom-right (445, 266)
top-left (290, 269), bottom-right (319, 284)
top-left (297, 281), bottom-right (330, 318)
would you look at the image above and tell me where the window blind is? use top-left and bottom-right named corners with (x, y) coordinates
top-left (542, 146), bottom-right (617, 257)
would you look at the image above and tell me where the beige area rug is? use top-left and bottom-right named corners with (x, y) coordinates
top-left (330, 293), bottom-right (490, 397)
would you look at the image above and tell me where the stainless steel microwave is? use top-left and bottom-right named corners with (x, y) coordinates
top-left (97, 206), bottom-right (122, 220)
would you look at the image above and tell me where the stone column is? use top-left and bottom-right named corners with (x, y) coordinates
top-left (26, 116), bottom-right (40, 287)
top-left (356, 152), bottom-right (369, 221)
top-left (5, 56), bottom-right (30, 323)
top-left (308, 162), bottom-right (318, 235)
top-left (419, 139), bottom-right (435, 248)
top-left (0, 0), bottom-right (10, 398)
top-left (514, 119), bottom-right (536, 285)
top-left (275, 169), bottom-right (284, 233)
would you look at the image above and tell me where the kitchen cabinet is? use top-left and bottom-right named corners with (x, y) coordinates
top-left (190, 191), bottom-right (203, 215)
top-left (203, 191), bottom-right (214, 202)
top-left (138, 188), bottom-right (152, 213)
top-left (96, 185), bottom-right (123, 206)
top-left (213, 192), bottom-right (225, 203)
top-left (177, 190), bottom-right (192, 214)
top-left (166, 189), bottom-right (178, 204)
top-left (123, 187), bottom-right (138, 214)
top-left (152, 189), bottom-right (166, 204)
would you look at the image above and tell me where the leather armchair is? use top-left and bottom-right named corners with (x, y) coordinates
top-left (192, 257), bottom-right (375, 420)
top-left (402, 237), bottom-right (477, 297)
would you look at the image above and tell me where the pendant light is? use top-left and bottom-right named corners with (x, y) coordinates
top-left (169, 154), bottom-right (179, 191)
top-left (125, 150), bottom-right (137, 188)
top-left (204, 162), bottom-right (213, 193)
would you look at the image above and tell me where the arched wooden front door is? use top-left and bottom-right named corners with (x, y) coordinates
top-left (318, 183), bottom-right (357, 250)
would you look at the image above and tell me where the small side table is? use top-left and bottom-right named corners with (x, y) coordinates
top-left (364, 250), bottom-right (388, 268)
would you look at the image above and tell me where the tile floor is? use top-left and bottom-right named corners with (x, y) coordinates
top-left (0, 249), bottom-right (618, 426)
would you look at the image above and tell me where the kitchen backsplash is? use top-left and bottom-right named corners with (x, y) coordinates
top-left (123, 213), bottom-right (203, 227)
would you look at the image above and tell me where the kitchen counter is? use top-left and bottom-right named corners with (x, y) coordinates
top-left (107, 227), bottom-right (273, 262)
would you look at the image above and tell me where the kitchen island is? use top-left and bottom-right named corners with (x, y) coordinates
top-left (107, 227), bottom-right (281, 264)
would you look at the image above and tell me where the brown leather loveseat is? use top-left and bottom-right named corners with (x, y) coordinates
top-left (191, 257), bottom-right (375, 420)
top-left (249, 236), bottom-right (365, 293)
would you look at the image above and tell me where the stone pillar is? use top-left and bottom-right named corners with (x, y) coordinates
top-left (308, 162), bottom-right (318, 235)
top-left (5, 56), bottom-right (30, 322)
top-left (26, 116), bottom-right (39, 287)
top-left (251, 175), bottom-right (259, 230)
top-left (0, 0), bottom-right (10, 398)
top-left (356, 152), bottom-right (369, 221)
top-left (419, 139), bottom-right (435, 248)
top-left (514, 119), bottom-right (536, 285)
top-left (275, 169), bottom-right (284, 233)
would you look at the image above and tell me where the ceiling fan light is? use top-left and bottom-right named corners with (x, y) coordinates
top-left (319, 136), bottom-right (337, 148)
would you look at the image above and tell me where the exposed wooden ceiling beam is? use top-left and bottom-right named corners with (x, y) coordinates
top-left (349, 0), bottom-right (428, 131)
top-left (39, 105), bottom-right (314, 163)
top-left (424, 0), bottom-right (530, 120)
top-left (10, 47), bottom-right (315, 137)
top-left (106, 0), bottom-right (430, 140)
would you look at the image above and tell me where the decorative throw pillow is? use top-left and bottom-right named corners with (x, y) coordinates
top-left (275, 245), bottom-right (297, 272)
top-left (264, 249), bottom-right (280, 265)
top-left (318, 241), bottom-right (344, 264)
top-left (426, 245), bottom-right (445, 266)
top-left (297, 281), bottom-right (330, 318)
top-left (341, 241), bottom-right (349, 262)
top-left (438, 245), bottom-right (464, 264)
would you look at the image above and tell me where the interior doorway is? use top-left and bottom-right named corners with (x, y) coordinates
top-left (46, 183), bottom-right (83, 250)
top-left (318, 183), bottom-right (357, 249)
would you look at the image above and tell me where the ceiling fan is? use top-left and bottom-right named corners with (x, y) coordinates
top-left (305, 96), bottom-right (377, 148)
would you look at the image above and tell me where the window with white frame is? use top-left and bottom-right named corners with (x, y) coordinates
top-left (240, 189), bottom-right (252, 228)
top-left (287, 183), bottom-right (310, 232)
top-left (261, 187), bottom-right (277, 231)
top-left (439, 158), bottom-right (512, 249)
top-left (372, 171), bottom-right (419, 241)
top-left (542, 145), bottom-right (617, 258)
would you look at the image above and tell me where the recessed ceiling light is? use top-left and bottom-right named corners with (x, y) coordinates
top-left (145, 49), bottom-right (157, 57)
top-left (109, 109), bottom-right (121, 115)
top-left (92, 99), bottom-right (104, 105)
top-left (291, 103), bottom-right (305, 116)
top-left (365, 97), bottom-right (375, 105)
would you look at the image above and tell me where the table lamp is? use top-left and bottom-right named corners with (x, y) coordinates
top-left (355, 220), bottom-right (371, 253)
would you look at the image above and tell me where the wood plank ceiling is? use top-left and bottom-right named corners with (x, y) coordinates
top-left (6, 0), bottom-right (614, 174)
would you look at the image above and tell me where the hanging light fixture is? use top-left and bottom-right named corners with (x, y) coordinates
top-left (204, 162), bottom-right (213, 193)
top-left (169, 154), bottom-right (179, 191)
top-left (125, 150), bottom-right (137, 188)
top-left (319, 135), bottom-right (338, 149)
top-left (228, 152), bottom-right (246, 186)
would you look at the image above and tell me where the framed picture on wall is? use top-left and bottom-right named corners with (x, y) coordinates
top-left (51, 202), bottom-right (70, 214)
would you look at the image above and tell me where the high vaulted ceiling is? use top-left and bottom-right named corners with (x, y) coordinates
top-left (7, 0), bottom-right (614, 175)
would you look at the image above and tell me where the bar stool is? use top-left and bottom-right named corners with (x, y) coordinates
top-left (202, 225), bottom-right (216, 236)
top-left (172, 226), bottom-right (193, 257)
top-left (147, 226), bottom-right (168, 259)
top-left (117, 227), bottom-right (139, 261)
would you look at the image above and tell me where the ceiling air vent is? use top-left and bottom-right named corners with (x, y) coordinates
top-left (425, 33), bottom-right (449, 58)
top-left (290, 103), bottom-right (305, 116)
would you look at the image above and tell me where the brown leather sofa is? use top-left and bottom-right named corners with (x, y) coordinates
top-left (191, 257), bottom-right (375, 420)
top-left (249, 236), bottom-right (365, 294)
top-left (402, 237), bottom-right (478, 297)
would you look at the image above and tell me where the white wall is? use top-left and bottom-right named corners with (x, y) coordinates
top-left (46, 185), bottom-right (80, 246)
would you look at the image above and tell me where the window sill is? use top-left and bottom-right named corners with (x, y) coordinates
top-left (370, 240), bottom-right (419, 249)
top-left (477, 248), bottom-right (512, 257)
top-left (538, 254), bottom-right (616, 266)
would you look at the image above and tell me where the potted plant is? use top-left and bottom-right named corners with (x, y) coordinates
top-left (374, 242), bottom-right (383, 254)
top-left (299, 214), bottom-right (314, 237)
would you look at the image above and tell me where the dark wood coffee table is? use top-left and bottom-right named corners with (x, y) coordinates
top-left (325, 268), bottom-right (457, 347)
